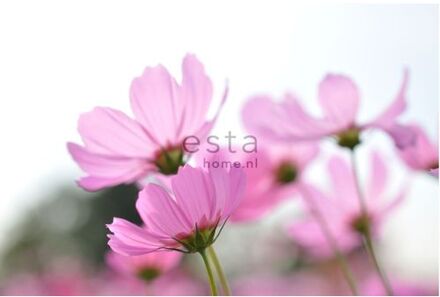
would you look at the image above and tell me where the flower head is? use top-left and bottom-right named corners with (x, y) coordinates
top-left (107, 164), bottom-right (245, 255)
top-left (242, 70), bottom-right (408, 149)
top-left (106, 250), bottom-right (181, 282)
top-left (198, 144), bottom-right (317, 222)
top-left (388, 123), bottom-right (438, 177)
top-left (68, 54), bottom-right (226, 191)
top-left (289, 152), bottom-right (405, 257)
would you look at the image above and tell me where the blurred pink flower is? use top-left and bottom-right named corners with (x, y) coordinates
top-left (99, 263), bottom-right (206, 295)
top-left (243, 71), bottom-right (408, 149)
top-left (1, 270), bottom-right (95, 295)
top-left (152, 271), bottom-right (208, 296)
top-left (90, 273), bottom-right (146, 295)
top-left (198, 144), bottom-right (318, 222)
top-left (106, 250), bottom-right (181, 282)
top-left (233, 273), bottom-right (333, 296)
top-left (68, 54), bottom-right (225, 191)
top-left (289, 152), bottom-right (405, 257)
top-left (107, 164), bottom-right (245, 255)
top-left (388, 123), bottom-right (438, 177)
top-left (362, 275), bottom-right (438, 296)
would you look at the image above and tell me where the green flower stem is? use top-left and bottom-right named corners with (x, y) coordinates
top-left (350, 150), bottom-right (394, 296)
top-left (200, 249), bottom-right (218, 296)
top-left (207, 245), bottom-right (231, 296)
top-left (300, 185), bottom-right (359, 295)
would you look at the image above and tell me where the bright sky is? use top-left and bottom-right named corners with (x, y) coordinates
top-left (0, 1), bottom-right (437, 281)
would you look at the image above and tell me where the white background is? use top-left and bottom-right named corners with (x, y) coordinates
top-left (0, 1), bottom-right (437, 283)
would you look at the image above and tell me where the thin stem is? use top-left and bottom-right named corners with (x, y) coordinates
top-left (350, 150), bottom-right (394, 296)
top-left (300, 185), bottom-right (359, 295)
top-left (200, 250), bottom-right (218, 296)
top-left (363, 232), bottom-right (394, 295)
top-left (207, 245), bottom-right (231, 296)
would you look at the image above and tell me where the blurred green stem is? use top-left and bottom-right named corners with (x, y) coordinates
top-left (207, 245), bottom-right (231, 296)
top-left (200, 249), bottom-right (218, 296)
top-left (350, 150), bottom-right (394, 296)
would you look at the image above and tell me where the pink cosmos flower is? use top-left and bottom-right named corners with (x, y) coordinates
top-left (107, 164), bottom-right (245, 255)
top-left (243, 70), bottom-right (408, 149)
top-left (103, 252), bottom-right (206, 295)
top-left (198, 144), bottom-right (318, 222)
top-left (106, 250), bottom-right (181, 282)
top-left (68, 54), bottom-right (225, 191)
top-left (288, 152), bottom-right (405, 257)
top-left (388, 123), bottom-right (438, 177)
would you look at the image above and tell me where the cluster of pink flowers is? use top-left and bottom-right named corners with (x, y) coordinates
top-left (65, 54), bottom-right (437, 295)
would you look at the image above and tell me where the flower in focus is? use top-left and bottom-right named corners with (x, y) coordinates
top-left (243, 70), bottom-right (408, 149)
top-left (388, 123), bottom-right (438, 177)
top-left (106, 250), bottom-right (182, 282)
top-left (68, 54), bottom-right (225, 191)
top-left (198, 144), bottom-right (318, 222)
top-left (107, 164), bottom-right (245, 255)
top-left (288, 152), bottom-right (405, 257)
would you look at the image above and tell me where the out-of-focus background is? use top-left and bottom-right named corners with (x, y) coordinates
top-left (0, 1), bottom-right (437, 295)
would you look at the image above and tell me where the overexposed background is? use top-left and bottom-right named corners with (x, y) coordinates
top-left (0, 0), bottom-right (437, 284)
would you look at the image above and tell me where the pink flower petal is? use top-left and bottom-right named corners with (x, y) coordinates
top-left (193, 82), bottom-right (228, 141)
top-left (106, 250), bottom-right (181, 276)
top-left (366, 151), bottom-right (388, 200)
top-left (282, 94), bottom-right (340, 138)
top-left (389, 123), bottom-right (438, 171)
top-left (242, 95), bottom-right (281, 140)
top-left (387, 123), bottom-right (417, 149)
top-left (378, 187), bottom-right (406, 218)
top-left (318, 74), bottom-right (360, 128)
top-left (289, 186), bottom-right (359, 257)
top-left (129, 55), bottom-right (217, 147)
top-left (367, 69), bottom-right (409, 129)
top-left (67, 142), bottom-right (151, 191)
top-left (221, 166), bottom-right (246, 217)
top-left (327, 156), bottom-right (359, 211)
top-left (107, 218), bottom-right (163, 256)
top-left (179, 54), bottom-right (214, 138)
top-left (171, 165), bottom-right (216, 225)
top-left (242, 94), bottom-right (334, 142)
top-left (130, 64), bottom-right (181, 146)
top-left (78, 107), bottom-right (155, 158)
top-left (136, 184), bottom-right (193, 236)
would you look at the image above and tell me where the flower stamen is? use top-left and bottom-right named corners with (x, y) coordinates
top-left (337, 127), bottom-right (361, 150)
top-left (275, 161), bottom-right (298, 184)
top-left (154, 147), bottom-right (186, 175)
